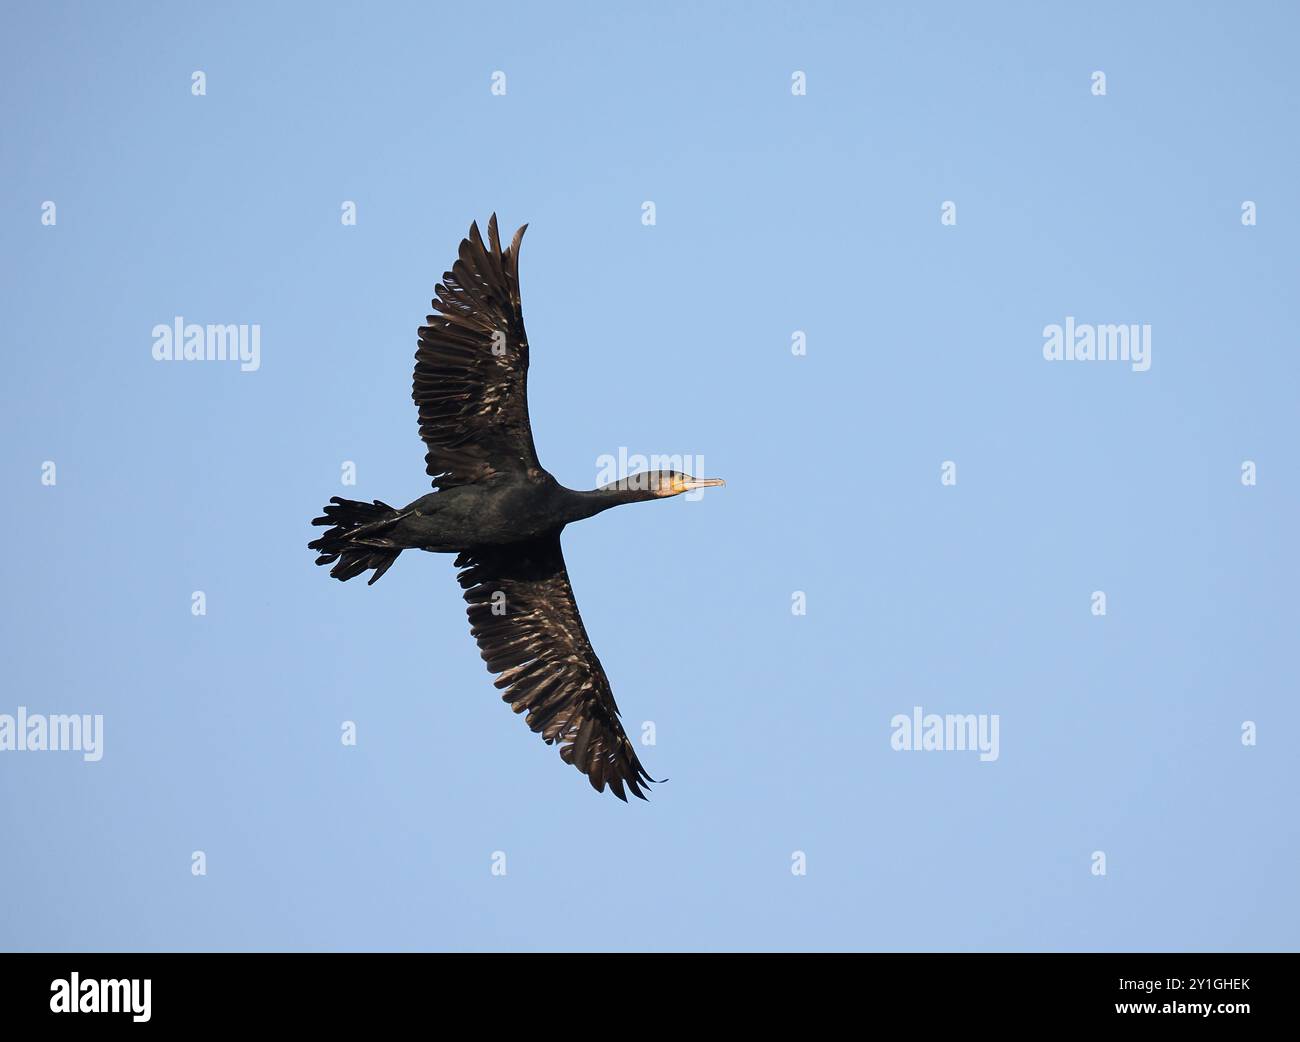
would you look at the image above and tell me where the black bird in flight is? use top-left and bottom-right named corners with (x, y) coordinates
top-left (309, 215), bottom-right (724, 800)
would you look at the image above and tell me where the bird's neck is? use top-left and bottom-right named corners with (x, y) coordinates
top-left (561, 485), bottom-right (656, 523)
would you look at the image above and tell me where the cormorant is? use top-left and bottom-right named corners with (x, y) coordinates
top-left (308, 216), bottom-right (723, 800)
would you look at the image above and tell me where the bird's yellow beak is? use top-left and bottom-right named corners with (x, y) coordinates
top-left (678, 476), bottom-right (726, 493)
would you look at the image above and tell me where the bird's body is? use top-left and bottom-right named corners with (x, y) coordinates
top-left (308, 215), bottom-right (722, 800)
top-left (394, 478), bottom-right (610, 549)
top-left (326, 477), bottom-right (643, 554)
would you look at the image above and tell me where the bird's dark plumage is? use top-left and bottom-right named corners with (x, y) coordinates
top-left (456, 535), bottom-right (654, 800)
top-left (309, 215), bottom-right (723, 800)
top-left (414, 216), bottom-right (540, 489)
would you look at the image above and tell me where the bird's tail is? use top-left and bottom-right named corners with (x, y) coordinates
top-left (308, 497), bottom-right (405, 585)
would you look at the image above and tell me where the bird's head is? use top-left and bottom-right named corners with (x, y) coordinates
top-left (600, 470), bottom-right (726, 500)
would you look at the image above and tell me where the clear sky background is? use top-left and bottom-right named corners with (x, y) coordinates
top-left (1, 1), bottom-right (1296, 952)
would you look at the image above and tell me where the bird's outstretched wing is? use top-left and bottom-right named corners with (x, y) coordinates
top-left (414, 215), bottom-right (540, 489)
top-left (455, 534), bottom-right (657, 800)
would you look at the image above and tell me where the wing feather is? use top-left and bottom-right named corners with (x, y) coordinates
top-left (455, 535), bottom-right (658, 800)
top-left (414, 215), bottom-right (540, 489)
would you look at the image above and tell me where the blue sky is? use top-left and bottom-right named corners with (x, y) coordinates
top-left (1, 0), bottom-right (1297, 951)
